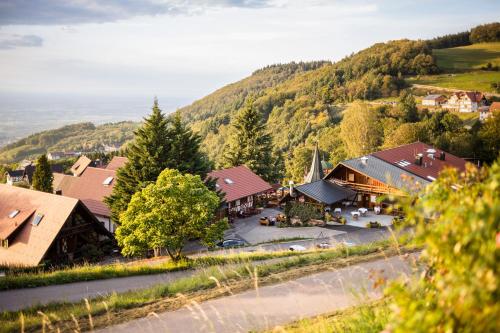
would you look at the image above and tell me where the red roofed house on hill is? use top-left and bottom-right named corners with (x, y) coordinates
top-left (53, 167), bottom-right (117, 233)
top-left (0, 184), bottom-right (111, 267)
top-left (443, 91), bottom-right (487, 113)
top-left (106, 156), bottom-right (129, 171)
top-left (207, 165), bottom-right (273, 216)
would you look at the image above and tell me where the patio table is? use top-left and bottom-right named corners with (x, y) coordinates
top-left (350, 211), bottom-right (360, 220)
top-left (358, 208), bottom-right (368, 216)
top-left (334, 208), bottom-right (342, 216)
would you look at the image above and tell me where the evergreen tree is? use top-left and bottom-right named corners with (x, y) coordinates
top-left (32, 154), bottom-right (53, 193)
top-left (105, 99), bottom-right (210, 224)
top-left (222, 98), bottom-right (276, 182)
top-left (398, 90), bottom-right (419, 123)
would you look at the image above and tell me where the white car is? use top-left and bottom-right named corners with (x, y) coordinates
top-left (289, 244), bottom-right (307, 251)
top-left (316, 242), bottom-right (331, 249)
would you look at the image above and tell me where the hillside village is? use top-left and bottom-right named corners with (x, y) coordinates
top-left (0, 18), bottom-right (498, 333)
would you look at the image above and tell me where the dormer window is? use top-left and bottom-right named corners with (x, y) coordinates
top-left (103, 177), bottom-right (114, 185)
top-left (32, 213), bottom-right (44, 226)
top-left (224, 178), bottom-right (234, 184)
top-left (8, 210), bottom-right (20, 218)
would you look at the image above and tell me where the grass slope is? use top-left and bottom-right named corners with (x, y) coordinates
top-left (433, 42), bottom-right (500, 71)
top-left (409, 71), bottom-right (500, 93)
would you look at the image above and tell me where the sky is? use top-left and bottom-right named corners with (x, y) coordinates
top-left (0, 0), bottom-right (499, 106)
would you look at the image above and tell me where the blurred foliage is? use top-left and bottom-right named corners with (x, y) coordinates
top-left (388, 161), bottom-right (500, 333)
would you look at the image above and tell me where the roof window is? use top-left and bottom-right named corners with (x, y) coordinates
top-left (8, 210), bottom-right (20, 218)
top-left (396, 160), bottom-right (411, 167)
top-left (103, 176), bottom-right (114, 185)
top-left (427, 176), bottom-right (436, 181)
top-left (224, 178), bottom-right (234, 184)
top-left (32, 213), bottom-right (44, 226)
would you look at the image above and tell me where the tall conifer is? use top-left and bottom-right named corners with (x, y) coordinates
top-left (32, 154), bottom-right (53, 193)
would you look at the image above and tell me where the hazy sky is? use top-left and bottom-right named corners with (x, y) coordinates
top-left (0, 0), bottom-right (499, 104)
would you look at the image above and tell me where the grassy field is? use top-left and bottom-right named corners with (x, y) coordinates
top-left (0, 250), bottom-right (312, 291)
top-left (433, 42), bottom-right (500, 71)
top-left (0, 240), bottom-right (414, 333)
top-left (409, 71), bottom-right (500, 93)
top-left (268, 300), bottom-right (390, 333)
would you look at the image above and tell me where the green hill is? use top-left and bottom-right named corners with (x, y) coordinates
top-left (0, 122), bottom-right (138, 164)
top-left (433, 42), bottom-right (500, 71)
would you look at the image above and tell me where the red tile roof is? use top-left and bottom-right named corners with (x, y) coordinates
top-left (53, 167), bottom-right (116, 217)
top-left (106, 156), bottom-right (128, 171)
top-left (207, 165), bottom-right (272, 203)
top-left (490, 102), bottom-right (500, 113)
top-left (372, 142), bottom-right (468, 181)
top-left (71, 156), bottom-right (92, 176)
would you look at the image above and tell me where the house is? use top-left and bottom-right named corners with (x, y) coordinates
top-left (422, 94), bottom-right (447, 107)
top-left (207, 165), bottom-right (273, 215)
top-left (321, 142), bottom-right (468, 210)
top-left (71, 155), bottom-right (92, 176)
top-left (0, 184), bottom-right (111, 267)
top-left (53, 167), bottom-right (117, 232)
top-left (481, 102), bottom-right (500, 121)
top-left (443, 91), bottom-right (487, 112)
top-left (5, 162), bottom-right (63, 185)
top-left (106, 156), bottom-right (128, 170)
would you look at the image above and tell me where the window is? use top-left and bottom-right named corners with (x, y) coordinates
top-left (32, 213), bottom-right (44, 226)
top-left (235, 199), bottom-right (240, 206)
top-left (370, 195), bottom-right (377, 203)
top-left (1, 239), bottom-right (8, 248)
top-left (224, 178), bottom-right (234, 184)
top-left (8, 210), bottom-right (20, 218)
top-left (348, 173), bottom-right (355, 182)
top-left (103, 176), bottom-right (114, 185)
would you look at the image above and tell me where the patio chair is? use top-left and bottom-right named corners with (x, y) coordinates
top-left (374, 206), bottom-right (381, 215)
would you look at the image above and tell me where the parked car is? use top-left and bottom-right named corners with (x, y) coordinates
top-left (316, 242), bottom-right (330, 249)
top-left (289, 244), bottom-right (307, 251)
top-left (217, 239), bottom-right (246, 248)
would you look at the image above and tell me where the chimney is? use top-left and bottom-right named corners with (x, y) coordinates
top-left (360, 156), bottom-right (368, 165)
top-left (289, 180), bottom-right (295, 197)
top-left (415, 154), bottom-right (423, 166)
top-left (439, 151), bottom-right (445, 161)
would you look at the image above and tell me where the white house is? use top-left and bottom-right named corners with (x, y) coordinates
top-left (443, 91), bottom-right (487, 113)
top-left (422, 94), bottom-right (447, 107)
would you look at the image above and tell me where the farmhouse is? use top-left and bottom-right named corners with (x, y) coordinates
top-left (422, 94), bottom-right (447, 106)
top-left (443, 91), bottom-right (487, 112)
top-left (0, 184), bottom-right (110, 267)
top-left (53, 167), bottom-right (117, 232)
top-left (208, 165), bottom-right (273, 216)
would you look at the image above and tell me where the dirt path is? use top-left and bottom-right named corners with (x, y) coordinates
top-left (95, 254), bottom-right (414, 333)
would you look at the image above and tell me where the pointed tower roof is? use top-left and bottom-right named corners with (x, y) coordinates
top-left (304, 143), bottom-right (324, 183)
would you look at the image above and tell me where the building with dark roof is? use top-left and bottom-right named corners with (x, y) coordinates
top-left (0, 184), bottom-right (110, 267)
top-left (207, 165), bottom-right (272, 215)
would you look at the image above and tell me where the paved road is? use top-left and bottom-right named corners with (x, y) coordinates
top-left (0, 227), bottom-right (392, 312)
top-left (97, 254), bottom-right (414, 333)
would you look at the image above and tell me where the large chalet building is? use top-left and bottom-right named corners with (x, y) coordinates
top-left (443, 91), bottom-right (487, 113)
top-left (283, 142), bottom-right (468, 211)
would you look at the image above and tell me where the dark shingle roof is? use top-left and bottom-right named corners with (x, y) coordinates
top-left (294, 180), bottom-right (355, 205)
top-left (339, 155), bottom-right (430, 190)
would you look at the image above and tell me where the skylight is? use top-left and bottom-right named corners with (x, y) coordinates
top-left (396, 160), bottom-right (411, 167)
top-left (224, 178), bottom-right (234, 184)
top-left (8, 210), bottom-right (20, 218)
top-left (427, 176), bottom-right (437, 181)
top-left (32, 213), bottom-right (44, 226)
top-left (103, 176), bottom-right (114, 185)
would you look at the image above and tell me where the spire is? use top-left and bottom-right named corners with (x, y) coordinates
top-left (304, 143), bottom-right (324, 183)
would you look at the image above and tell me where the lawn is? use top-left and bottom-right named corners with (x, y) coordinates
top-left (267, 300), bottom-right (390, 333)
top-left (433, 42), bottom-right (500, 71)
top-left (409, 71), bottom-right (500, 93)
top-left (0, 240), bottom-right (415, 333)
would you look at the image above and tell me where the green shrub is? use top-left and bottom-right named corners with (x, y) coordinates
top-left (387, 162), bottom-right (500, 333)
top-left (366, 221), bottom-right (381, 228)
top-left (284, 202), bottom-right (322, 223)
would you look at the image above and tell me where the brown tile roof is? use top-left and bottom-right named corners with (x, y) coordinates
top-left (207, 165), bottom-right (273, 203)
top-left (490, 102), bottom-right (500, 113)
top-left (372, 142), bottom-right (468, 181)
top-left (53, 167), bottom-right (116, 217)
top-left (106, 156), bottom-right (128, 171)
top-left (71, 156), bottom-right (92, 176)
top-left (0, 185), bottom-right (80, 266)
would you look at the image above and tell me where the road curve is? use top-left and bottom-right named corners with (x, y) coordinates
top-left (96, 254), bottom-right (415, 333)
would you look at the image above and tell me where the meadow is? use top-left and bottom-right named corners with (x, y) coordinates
top-left (409, 71), bottom-right (499, 93)
top-left (433, 42), bottom-right (500, 71)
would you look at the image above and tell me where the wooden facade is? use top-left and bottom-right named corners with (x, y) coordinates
top-left (328, 164), bottom-right (403, 208)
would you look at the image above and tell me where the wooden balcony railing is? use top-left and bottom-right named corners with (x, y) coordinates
top-left (329, 179), bottom-right (403, 195)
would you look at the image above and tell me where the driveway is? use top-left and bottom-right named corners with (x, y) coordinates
top-left (96, 254), bottom-right (415, 333)
top-left (226, 208), bottom-right (346, 244)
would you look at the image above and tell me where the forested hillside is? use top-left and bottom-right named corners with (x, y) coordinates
top-left (0, 122), bottom-right (138, 163)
